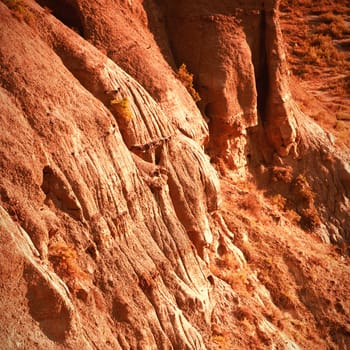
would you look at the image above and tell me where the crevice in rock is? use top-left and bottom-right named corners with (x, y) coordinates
top-left (41, 165), bottom-right (83, 221)
top-left (36, 0), bottom-right (85, 37)
top-left (112, 298), bottom-right (130, 323)
top-left (142, 0), bottom-right (176, 69)
top-left (255, 9), bottom-right (269, 125)
top-left (24, 265), bottom-right (72, 342)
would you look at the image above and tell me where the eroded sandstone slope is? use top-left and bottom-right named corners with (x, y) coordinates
top-left (280, 0), bottom-right (350, 148)
top-left (0, 0), bottom-right (349, 349)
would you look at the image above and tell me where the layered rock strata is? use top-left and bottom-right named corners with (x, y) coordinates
top-left (0, 0), bottom-right (349, 349)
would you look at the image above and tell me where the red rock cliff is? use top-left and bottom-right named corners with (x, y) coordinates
top-left (0, 0), bottom-right (349, 349)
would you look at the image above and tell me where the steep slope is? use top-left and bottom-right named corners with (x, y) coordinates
top-left (280, 0), bottom-right (350, 148)
top-left (0, 3), bottom-right (218, 348)
top-left (0, 0), bottom-right (349, 349)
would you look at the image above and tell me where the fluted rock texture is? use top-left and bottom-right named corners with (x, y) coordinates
top-left (0, 0), bottom-right (349, 349)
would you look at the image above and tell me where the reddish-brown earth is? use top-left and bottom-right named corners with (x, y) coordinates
top-left (0, 0), bottom-right (349, 349)
top-left (280, 0), bottom-right (350, 148)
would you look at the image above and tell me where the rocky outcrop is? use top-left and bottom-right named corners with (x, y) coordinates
top-left (0, 3), bottom-right (216, 348)
top-left (155, 0), bottom-right (300, 171)
top-left (0, 0), bottom-right (349, 349)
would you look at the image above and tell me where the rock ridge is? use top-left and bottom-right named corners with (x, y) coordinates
top-left (0, 0), bottom-right (349, 349)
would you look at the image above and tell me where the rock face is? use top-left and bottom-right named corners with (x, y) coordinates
top-left (0, 0), bottom-right (349, 349)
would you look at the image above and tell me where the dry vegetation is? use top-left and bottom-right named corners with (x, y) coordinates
top-left (292, 175), bottom-right (321, 230)
top-left (210, 252), bottom-right (248, 290)
top-left (210, 175), bottom-right (350, 349)
top-left (1, 0), bottom-right (32, 23)
top-left (48, 241), bottom-right (87, 284)
top-left (305, 34), bottom-right (345, 66)
top-left (177, 63), bottom-right (201, 103)
top-left (280, 0), bottom-right (350, 148)
top-left (110, 97), bottom-right (133, 123)
top-left (269, 166), bottom-right (319, 230)
top-left (271, 166), bottom-right (293, 184)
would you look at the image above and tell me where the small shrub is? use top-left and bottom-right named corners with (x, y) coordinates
top-left (289, 174), bottom-right (321, 230)
top-left (328, 22), bottom-right (347, 39)
top-left (110, 97), bottom-right (132, 123)
top-left (43, 6), bottom-right (52, 14)
top-left (306, 35), bottom-right (344, 66)
top-left (270, 194), bottom-right (287, 211)
top-left (292, 174), bottom-right (314, 204)
top-left (221, 252), bottom-right (242, 270)
top-left (285, 209), bottom-right (301, 224)
top-left (210, 250), bottom-right (248, 290)
top-left (319, 12), bottom-right (349, 38)
top-left (177, 63), bottom-right (201, 103)
top-left (48, 241), bottom-right (87, 281)
top-left (271, 166), bottom-right (293, 184)
top-left (300, 207), bottom-right (321, 230)
top-left (1, 0), bottom-right (32, 23)
top-left (320, 12), bottom-right (339, 24)
top-left (239, 192), bottom-right (261, 216)
top-left (212, 334), bottom-right (232, 349)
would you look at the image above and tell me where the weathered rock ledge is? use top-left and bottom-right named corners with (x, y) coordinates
top-left (0, 0), bottom-right (349, 349)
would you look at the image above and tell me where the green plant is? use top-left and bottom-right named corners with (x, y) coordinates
top-left (110, 97), bottom-right (133, 123)
top-left (177, 63), bottom-right (201, 103)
